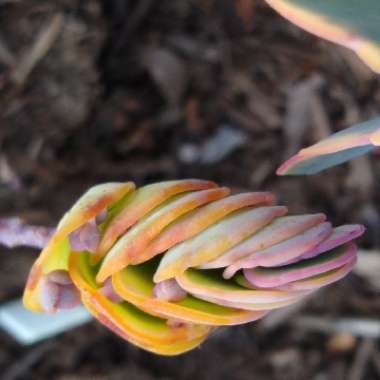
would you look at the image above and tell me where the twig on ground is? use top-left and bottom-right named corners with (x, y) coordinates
top-left (293, 316), bottom-right (380, 338)
top-left (347, 338), bottom-right (375, 380)
top-left (0, 155), bottom-right (23, 191)
top-left (345, 157), bottom-right (374, 200)
top-left (11, 13), bottom-right (64, 86)
top-left (120, 0), bottom-right (154, 37)
top-left (0, 33), bottom-right (15, 66)
top-left (371, 349), bottom-right (380, 378)
top-left (309, 91), bottom-right (331, 141)
top-left (235, 0), bottom-right (256, 31)
top-left (282, 74), bottom-right (326, 159)
top-left (354, 250), bottom-right (380, 290)
top-left (1, 341), bottom-right (55, 380)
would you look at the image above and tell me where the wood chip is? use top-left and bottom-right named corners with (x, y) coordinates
top-left (260, 296), bottom-right (312, 331)
top-left (327, 333), bottom-right (356, 354)
top-left (236, 0), bottom-right (256, 31)
top-left (282, 74), bottom-right (325, 159)
top-left (11, 13), bottom-right (64, 86)
top-left (294, 316), bottom-right (380, 338)
top-left (347, 339), bottom-right (375, 380)
top-left (0, 33), bottom-right (15, 66)
top-left (309, 92), bottom-right (331, 141)
top-left (140, 46), bottom-right (187, 107)
top-left (345, 156), bottom-right (374, 200)
top-left (354, 250), bottom-right (380, 290)
top-left (2, 341), bottom-right (55, 380)
top-left (0, 155), bottom-right (22, 191)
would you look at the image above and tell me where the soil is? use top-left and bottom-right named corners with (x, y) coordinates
top-left (1, 1), bottom-right (380, 379)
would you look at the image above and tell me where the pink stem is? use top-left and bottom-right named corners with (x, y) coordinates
top-left (0, 217), bottom-right (55, 250)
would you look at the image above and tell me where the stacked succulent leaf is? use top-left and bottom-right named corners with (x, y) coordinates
top-left (23, 180), bottom-right (364, 355)
top-left (265, 0), bottom-right (380, 73)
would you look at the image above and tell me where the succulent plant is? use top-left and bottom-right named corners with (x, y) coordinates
top-left (23, 180), bottom-right (364, 355)
top-left (265, 0), bottom-right (380, 73)
top-left (277, 117), bottom-right (380, 175)
top-left (262, 3), bottom-right (380, 176)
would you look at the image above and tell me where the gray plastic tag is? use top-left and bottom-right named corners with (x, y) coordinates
top-left (0, 299), bottom-right (92, 345)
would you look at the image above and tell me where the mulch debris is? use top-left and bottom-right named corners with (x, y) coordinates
top-left (1, 1), bottom-right (380, 379)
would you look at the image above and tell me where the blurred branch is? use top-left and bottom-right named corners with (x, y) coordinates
top-left (0, 217), bottom-right (54, 250)
top-left (348, 339), bottom-right (375, 380)
top-left (282, 74), bottom-right (327, 160)
top-left (2, 341), bottom-right (55, 380)
top-left (355, 250), bottom-right (380, 290)
top-left (293, 316), bottom-right (380, 338)
top-left (11, 13), bottom-right (63, 86)
top-left (0, 33), bottom-right (15, 66)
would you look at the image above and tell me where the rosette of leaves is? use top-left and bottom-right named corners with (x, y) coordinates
top-left (23, 180), bottom-right (364, 355)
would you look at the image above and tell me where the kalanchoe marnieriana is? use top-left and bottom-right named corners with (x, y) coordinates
top-left (23, 180), bottom-right (365, 355)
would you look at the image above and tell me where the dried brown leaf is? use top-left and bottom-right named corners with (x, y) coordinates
top-left (140, 47), bottom-right (187, 107)
top-left (0, 155), bottom-right (22, 191)
top-left (11, 13), bottom-right (64, 86)
top-left (282, 74), bottom-right (325, 159)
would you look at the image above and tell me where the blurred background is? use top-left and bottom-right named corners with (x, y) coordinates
top-left (1, 1), bottom-right (380, 379)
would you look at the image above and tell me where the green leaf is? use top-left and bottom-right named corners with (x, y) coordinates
top-left (112, 261), bottom-right (265, 325)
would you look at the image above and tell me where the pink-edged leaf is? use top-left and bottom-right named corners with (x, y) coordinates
top-left (223, 222), bottom-right (332, 279)
top-left (193, 293), bottom-right (305, 312)
top-left (277, 117), bottom-right (380, 175)
top-left (265, 0), bottom-right (380, 73)
top-left (200, 214), bottom-right (326, 269)
top-left (278, 258), bottom-right (357, 291)
top-left (175, 269), bottom-right (306, 307)
top-left (244, 243), bottom-right (357, 288)
top-left (154, 206), bottom-right (288, 282)
top-left (97, 187), bottom-right (229, 282)
top-left (143, 192), bottom-right (275, 259)
top-left (286, 224), bottom-right (365, 263)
